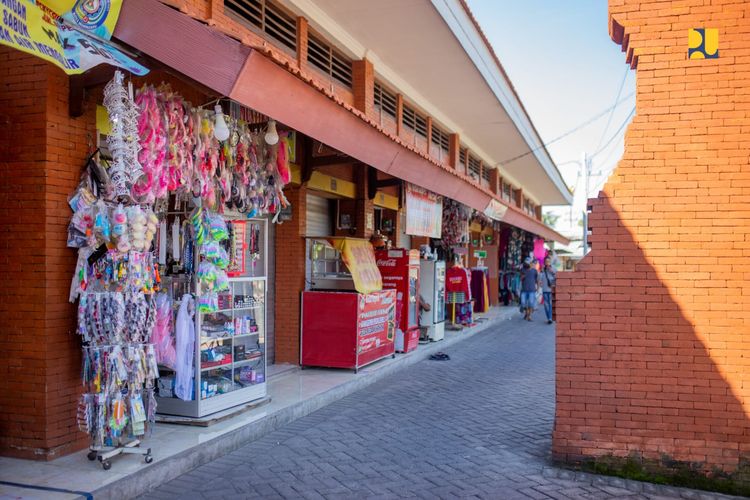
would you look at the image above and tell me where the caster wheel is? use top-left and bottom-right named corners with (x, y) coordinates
top-left (87, 451), bottom-right (97, 461)
top-left (144, 454), bottom-right (153, 464)
top-left (102, 461), bottom-right (111, 471)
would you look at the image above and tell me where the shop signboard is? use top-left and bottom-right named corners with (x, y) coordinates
top-left (473, 250), bottom-right (487, 259)
top-left (405, 183), bottom-right (442, 238)
top-left (0, 0), bottom-right (147, 75)
top-left (328, 237), bottom-right (383, 294)
top-left (356, 290), bottom-right (396, 355)
top-left (483, 199), bottom-right (508, 222)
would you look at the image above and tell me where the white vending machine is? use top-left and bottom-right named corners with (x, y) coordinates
top-left (419, 259), bottom-right (446, 341)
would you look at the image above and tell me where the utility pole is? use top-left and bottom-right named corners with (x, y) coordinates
top-left (582, 152), bottom-right (590, 255)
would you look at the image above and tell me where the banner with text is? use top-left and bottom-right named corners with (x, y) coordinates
top-left (0, 0), bottom-right (148, 75)
top-left (356, 290), bottom-right (396, 354)
top-left (405, 183), bottom-right (442, 238)
top-left (327, 237), bottom-right (383, 294)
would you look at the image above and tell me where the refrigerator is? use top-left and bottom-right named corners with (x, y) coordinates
top-left (375, 249), bottom-right (420, 353)
top-left (419, 259), bottom-right (446, 341)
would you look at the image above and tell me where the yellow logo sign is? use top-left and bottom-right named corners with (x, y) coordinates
top-left (688, 28), bottom-right (718, 59)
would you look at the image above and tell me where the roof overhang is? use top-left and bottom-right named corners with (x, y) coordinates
top-left (286, 0), bottom-right (573, 206)
top-left (114, 0), bottom-right (568, 243)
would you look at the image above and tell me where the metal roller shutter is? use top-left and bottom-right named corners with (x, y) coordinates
top-left (305, 193), bottom-right (333, 237)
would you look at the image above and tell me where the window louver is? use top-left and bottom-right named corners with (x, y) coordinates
top-left (401, 104), bottom-right (427, 138)
top-left (225, 0), bottom-right (297, 53)
top-left (431, 125), bottom-right (450, 155)
top-left (482, 164), bottom-right (491, 182)
top-left (468, 154), bottom-right (482, 179)
top-left (459, 148), bottom-right (467, 168)
top-left (308, 34), bottom-right (353, 87)
top-left (374, 82), bottom-right (397, 118)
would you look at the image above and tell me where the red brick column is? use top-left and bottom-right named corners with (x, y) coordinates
top-left (553, 0), bottom-right (750, 480)
top-left (0, 48), bottom-right (94, 459)
top-left (274, 185), bottom-right (307, 364)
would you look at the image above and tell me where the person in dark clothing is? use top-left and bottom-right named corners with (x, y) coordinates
top-left (520, 258), bottom-right (539, 321)
top-left (540, 256), bottom-right (557, 324)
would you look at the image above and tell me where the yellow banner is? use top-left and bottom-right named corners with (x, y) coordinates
top-left (44, 0), bottom-right (122, 39)
top-left (0, 0), bottom-right (147, 75)
top-left (328, 237), bottom-right (383, 295)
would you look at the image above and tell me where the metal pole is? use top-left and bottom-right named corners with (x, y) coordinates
top-left (582, 152), bottom-right (589, 255)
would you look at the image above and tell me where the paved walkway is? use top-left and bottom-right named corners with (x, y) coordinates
top-left (142, 310), bottom-right (736, 500)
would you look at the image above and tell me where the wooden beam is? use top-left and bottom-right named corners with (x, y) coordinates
top-left (309, 154), bottom-right (351, 167)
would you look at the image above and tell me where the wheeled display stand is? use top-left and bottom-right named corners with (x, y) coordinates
top-left (87, 439), bottom-right (152, 470)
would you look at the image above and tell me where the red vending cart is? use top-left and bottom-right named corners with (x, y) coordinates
top-left (375, 249), bottom-right (420, 353)
top-left (301, 289), bottom-right (396, 372)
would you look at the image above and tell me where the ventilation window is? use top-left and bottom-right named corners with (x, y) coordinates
top-left (431, 125), bottom-right (450, 156)
top-left (503, 182), bottom-right (512, 201)
top-left (374, 82), bottom-right (397, 119)
top-left (459, 148), bottom-right (467, 169)
top-left (308, 33), bottom-right (352, 87)
top-left (225, 0), bottom-right (297, 53)
top-left (468, 154), bottom-right (482, 180)
top-left (481, 165), bottom-right (491, 183)
top-left (401, 104), bottom-right (427, 138)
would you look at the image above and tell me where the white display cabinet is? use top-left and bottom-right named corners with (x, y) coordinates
top-left (157, 218), bottom-right (268, 418)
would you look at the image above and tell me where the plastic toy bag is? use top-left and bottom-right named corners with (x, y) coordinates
top-left (208, 213), bottom-right (229, 241)
top-left (93, 201), bottom-right (111, 244)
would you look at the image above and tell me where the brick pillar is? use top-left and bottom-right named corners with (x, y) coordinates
top-left (274, 185), bottom-right (307, 364)
top-left (354, 165), bottom-right (375, 240)
top-left (352, 59), bottom-right (374, 115)
top-left (489, 168), bottom-right (500, 195)
top-left (448, 133), bottom-right (460, 169)
top-left (296, 17), bottom-right (309, 71)
top-left (0, 48), bottom-right (94, 460)
top-left (513, 187), bottom-right (523, 208)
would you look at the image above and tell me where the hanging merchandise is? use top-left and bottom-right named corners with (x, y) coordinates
top-left (440, 199), bottom-right (471, 247)
top-left (103, 71), bottom-right (143, 201)
top-left (128, 84), bottom-right (289, 217)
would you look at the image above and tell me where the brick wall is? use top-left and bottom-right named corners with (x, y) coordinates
top-left (553, 0), bottom-right (750, 478)
top-left (274, 185), bottom-right (307, 363)
top-left (0, 47), bottom-right (93, 459)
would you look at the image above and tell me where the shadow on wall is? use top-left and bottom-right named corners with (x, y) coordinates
top-left (553, 193), bottom-right (750, 480)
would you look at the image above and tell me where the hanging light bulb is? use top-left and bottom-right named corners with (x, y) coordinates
top-left (213, 103), bottom-right (230, 142)
top-left (264, 120), bottom-right (279, 145)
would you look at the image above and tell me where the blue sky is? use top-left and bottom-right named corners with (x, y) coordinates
top-left (465, 0), bottom-right (636, 234)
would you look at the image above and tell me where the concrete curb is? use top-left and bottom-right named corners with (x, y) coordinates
top-left (94, 310), bottom-right (514, 499)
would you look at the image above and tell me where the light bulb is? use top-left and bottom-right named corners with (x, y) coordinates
top-left (213, 104), bottom-right (230, 142)
top-left (264, 120), bottom-right (279, 145)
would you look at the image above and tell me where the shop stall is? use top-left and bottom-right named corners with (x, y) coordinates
top-left (302, 238), bottom-right (396, 372)
top-left (66, 71), bottom-right (291, 465)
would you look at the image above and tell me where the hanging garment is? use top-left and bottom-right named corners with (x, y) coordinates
top-left (152, 293), bottom-right (176, 369)
top-left (174, 294), bottom-right (195, 401)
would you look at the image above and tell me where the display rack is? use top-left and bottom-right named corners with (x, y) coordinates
top-left (156, 218), bottom-right (268, 418)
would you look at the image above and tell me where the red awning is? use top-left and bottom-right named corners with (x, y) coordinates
top-left (114, 0), bottom-right (567, 244)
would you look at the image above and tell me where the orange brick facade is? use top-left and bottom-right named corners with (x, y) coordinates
top-left (0, 48), bottom-right (93, 459)
top-left (554, 0), bottom-right (750, 479)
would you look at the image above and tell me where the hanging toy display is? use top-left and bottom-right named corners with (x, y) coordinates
top-left (103, 71), bottom-right (143, 202)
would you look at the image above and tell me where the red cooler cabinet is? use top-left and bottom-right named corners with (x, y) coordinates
top-left (375, 249), bottom-right (420, 353)
top-left (301, 289), bottom-right (396, 372)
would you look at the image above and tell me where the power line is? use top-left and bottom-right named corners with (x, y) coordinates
top-left (501, 91), bottom-right (635, 165)
top-left (590, 106), bottom-right (635, 158)
top-left (594, 68), bottom-right (629, 152)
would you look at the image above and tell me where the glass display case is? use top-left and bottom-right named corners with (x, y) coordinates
top-left (306, 238), bottom-right (355, 291)
top-left (156, 217), bottom-right (268, 418)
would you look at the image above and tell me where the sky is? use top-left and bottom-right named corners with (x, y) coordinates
top-left (465, 0), bottom-right (636, 237)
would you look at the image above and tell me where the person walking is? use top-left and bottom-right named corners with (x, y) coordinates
top-left (540, 256), bottom-right (557, 324)
top-left (520, 257), bottom-right (539, 321)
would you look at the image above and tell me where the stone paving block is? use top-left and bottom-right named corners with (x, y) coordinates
top-left (140, 310), bottom-right (740, 500)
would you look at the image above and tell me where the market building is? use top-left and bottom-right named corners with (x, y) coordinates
top-left (0, 0), bottom-right (570, 461)
top-left (554, 0), bottom-right (750, 485)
